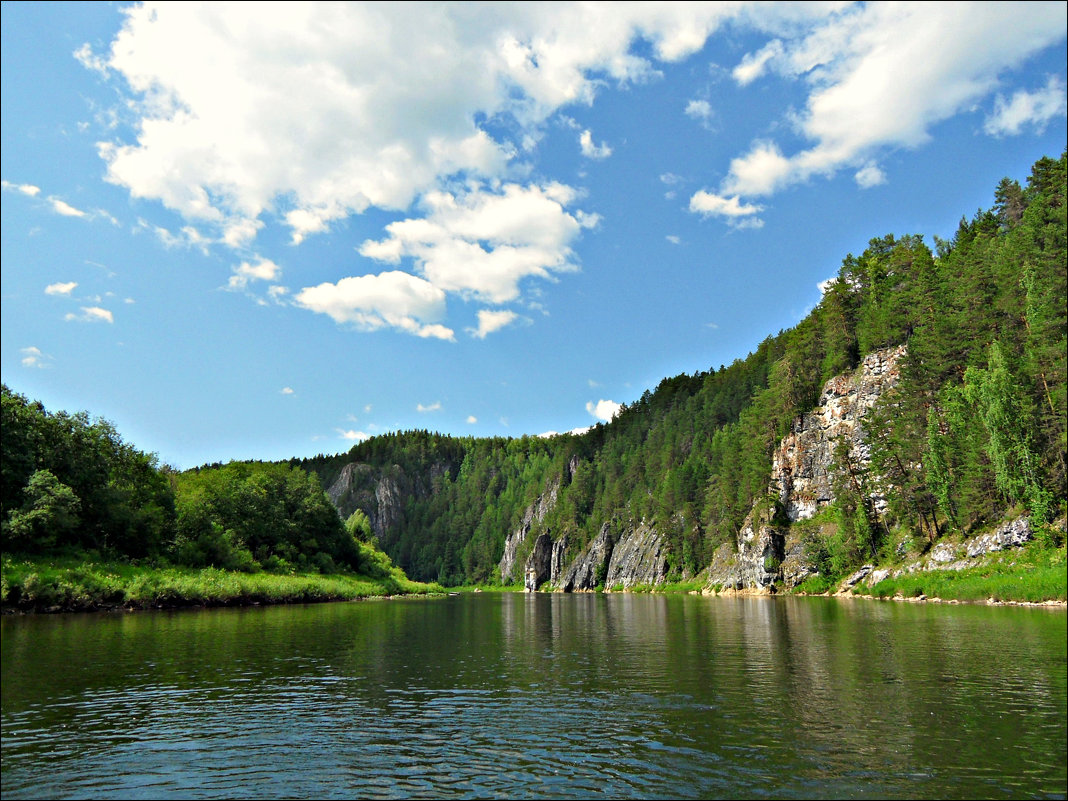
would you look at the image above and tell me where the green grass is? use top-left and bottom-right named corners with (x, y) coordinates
top-left (1, 555), bottom-right (443, 613)
top-left (868, 545), bottom-right (1067, 603)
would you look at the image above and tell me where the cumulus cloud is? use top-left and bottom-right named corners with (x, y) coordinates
top-left (65, 306), bottom-right (114, 324)
top-left (20, 346), bottom-right (53, 369)
top-left (337, 428), bottom-right (369, 441)
top-left (280, 386), bottom-right (294, 395)
top-left (854, 162), bottom-right (886, 189)
top-left (2, 180), bottom-right (41, 196)
top-left (295, 270), bottom-right (453, 340)
top-left (45, 282), bottom-right (79, 296)
top-left (466, 415), bottom-right (478, 424)
top-left (684, 99), bottom-right (714, 127)
top-left (579, 129), bottom-right (612, 159)
top-left (689, 190), bottom-right (765, 227)
top-left (586, 398), bottom-right (621, 422)
top-left (228, 257), bottom-right (282, 290)
top-left (732, 39), bottom-right (784, 86)
top-left (50, 198), bottom-right (87, 218)
top-left (468, 309), bottom-right (519, 339)
top-left (984, 75), bottom-right (1067, 136)
top-left (359, 182), bottom-right (597, 305)
top-left (83, 3), bottom-right (742, 248)
top-left (692, 3), bottom-right (1068, 218)
top-left (417, 401), bottom-right (442, 413)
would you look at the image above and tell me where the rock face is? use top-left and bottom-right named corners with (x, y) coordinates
top-left (770, 345), bottom-right (906, 523)
top-left (326, 463), bottom-right (417, 538)
top-left (731, 503), bottom-right (786, 592)
top-left (713, 346), bottom-right (906, 593)
top-left (603, 520), bottom-right (669, 589)
top-left (559, 523), bottom-right (614, 592)
top-left (965, 517), bottom-right (1032, 557)
top-left (500, 456), bottom-right (580, 584)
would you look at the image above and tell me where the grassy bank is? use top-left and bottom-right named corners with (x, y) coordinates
top-left (866, 544), bottom-right (1067, 603)
top-left (1, 556), bottom-right (444, 613)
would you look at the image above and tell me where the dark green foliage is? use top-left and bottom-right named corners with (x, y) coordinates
top-left (4, 154), bottom-right (1064, 592)
top-left (1, 386), bottom-right (404, 581)
top-left (1, 386), bottom-right (175, 556)
top-left (300, 153), bottom-right (1066, 587)
top-left (171, 462), bottom-right (358, 573)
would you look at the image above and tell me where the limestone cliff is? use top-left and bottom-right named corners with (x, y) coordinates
top-left (770, 345), bottom-right (905, 523)
top-left (713, 345), bottom-right (907, 592)
top-left (326, 460), bottom-right (449, 540)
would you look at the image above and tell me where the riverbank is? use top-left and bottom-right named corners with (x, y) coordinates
top-left (0, 556), bottom-right (444, 614)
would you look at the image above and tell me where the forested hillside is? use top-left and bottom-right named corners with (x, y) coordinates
top-left (299, 153), bottom-right (1067, 586)
top-left (2, 154), bottom-right (1064, 592)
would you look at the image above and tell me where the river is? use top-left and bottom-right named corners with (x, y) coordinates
top-left (2, 593), bottom-right (1065, 799)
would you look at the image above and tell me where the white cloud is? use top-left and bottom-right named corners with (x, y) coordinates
top-left (417, 401), bottom-right (442, 413)
top-left (732, 39), bottom-right (784, 86)
top-left (466, 415), bottom-right (478, 424)
top-left (228, 257), bottom-right (282, 290)
top-left (468, 309), bottom-right (518, 339)
top-left (20, 346), bottom-right (53, 369)
top-left (65, 306), bottom-right (114, 324)
top-left (45, 282), bottom-right (79, 296)
top-left (337, 428), bottom-right (369, 441)
top-left (688, 191), bottom-right (765, 225)
top-left (817, 276), bottom-right (838, 294)
top-left (666, 235), bottom-right (681, 245)
top-left (579, 129), bottom-right (612, 159)
top-left (359, 182), bottom-right (596, 305)
top-left (710, 3), bottom-right (1067, 209)
top-left (295, 270), bottom-right (454, 340)
top-left (586, 398), bottom-right (621, 422)
top-left (2, 180), bottom-right (41, 196)
top-left (79, 3), bottom-right (750, 250)
top-left (50, 198), bottom-right (87, 218)
top-left (280, 386), bottom-right (294, 395)
top-left (985, 75), bottom-right (1067, 136)
top-left (138, 219), bottom-right (212, 253)
top-left (684, 99), bottom-right (713, 125)
top-left (854, 162), bottom-right (886, 189)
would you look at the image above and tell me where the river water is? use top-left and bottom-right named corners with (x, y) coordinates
top-left (2, 593), bottom-right (1065, 799)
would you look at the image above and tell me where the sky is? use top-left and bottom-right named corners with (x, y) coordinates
top-left (2, 2), bottom-right (1066, 470)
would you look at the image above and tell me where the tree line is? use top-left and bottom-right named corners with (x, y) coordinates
top-left (298, 153), bottom-right (1066, 585)
top-left (3, 153), bottom-right (1064, 587)
top-left (1, 388), bottom-right (389, 577)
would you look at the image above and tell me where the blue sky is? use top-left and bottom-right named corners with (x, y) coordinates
top-left (3, 2), bottom-right (1066, 469)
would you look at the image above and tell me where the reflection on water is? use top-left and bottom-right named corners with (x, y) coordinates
top-left (2, 594), bottom-right (1065, 799)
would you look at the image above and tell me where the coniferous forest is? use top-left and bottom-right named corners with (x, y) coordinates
top-left (2, 153), bottom-right (1065, 593)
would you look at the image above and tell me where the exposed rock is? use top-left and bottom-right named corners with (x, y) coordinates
top-left (779, 536), bottom-right (819, 589)
top-left (868, 568), bottom-right (891, 586)
top-left (965, 517), bottom-right (1032, 557)
top-left (770, 345), bottom-right (906, 522)
top-left (729, 502), bottom-right (785, 592)
top-left (499, 479), bottom-right (563, 584)
top-left (524, 532), bottom-right (553, 592)
top-left (704, 542), bottom-right (740, 590)
top-left (560, 523), bottom-right (614, 592)
top-left (326, 461), bottom-right (452, 541)
top-left (551, 535), bottom-right (568, 584)
top-left (930, 541), bottom-right (958, 563)
top-left (842, 564), bottom-right (874, 588)
top-left (604, 520), bottom-right (669, 589)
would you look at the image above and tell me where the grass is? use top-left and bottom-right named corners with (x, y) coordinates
top-left (1, 555), bottom-right (444, 613)
top-left (867, 544), bottom-right (1066, 603)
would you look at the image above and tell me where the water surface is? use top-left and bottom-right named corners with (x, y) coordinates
top-left (2, 593), bottom-right (1065, 799)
